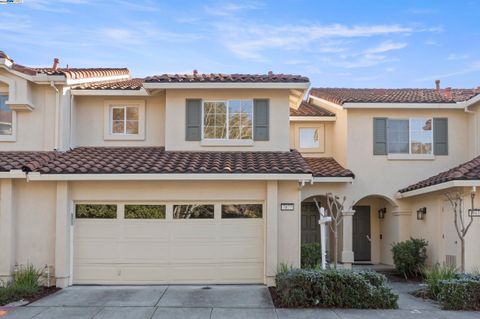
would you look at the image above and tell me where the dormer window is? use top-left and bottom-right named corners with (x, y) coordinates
top-left (0, 94), bottom-right (16, 141)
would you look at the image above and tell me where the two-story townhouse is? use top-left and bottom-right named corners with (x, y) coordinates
top-left (296, 86), bottom-right (480, 271)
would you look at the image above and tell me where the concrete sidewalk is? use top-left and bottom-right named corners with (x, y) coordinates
top-left (1, 283), bottom-right (479, 318)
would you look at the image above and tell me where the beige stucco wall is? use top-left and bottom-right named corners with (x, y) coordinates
top-left (0, 70), bottom-right (57, 151)
top-left (164, 89), bottom-right (291, 151)
top-left (289, 120), bottom-right (334, 157)
top-left (467, 100), bottom-right (480, 158)
top-left (74, 95), bottom-right (165, 147)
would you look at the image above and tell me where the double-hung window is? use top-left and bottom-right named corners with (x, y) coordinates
top-left (203, 100), bottom-right (253, 140)
top-left (387, 118), bottom-right (433, 155)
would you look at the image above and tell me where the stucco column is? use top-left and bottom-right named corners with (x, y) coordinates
top-left (341, 210), bottom-right (355, 269)
top-left (55, 181), bottom-right (71, 288)
top-left (0, 179), bottom-right (15, 281)
top-left (265, 180), bottom-right (278, 286)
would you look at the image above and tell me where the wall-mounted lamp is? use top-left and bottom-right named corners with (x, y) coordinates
top-left (378, 208), bottom-right (387, 219)
top-left (417, 207), bottom-right (427, 220)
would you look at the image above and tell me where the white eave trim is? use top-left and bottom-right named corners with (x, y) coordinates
top-left (143, 82), bottom-right (310, 90)
top-left (26, 172), bottom-right (313, 181)
top-left (308, 95), bottom-right (344, 110)
top-left (290, 116), bottom-right (336, 122)
top-left (342, 102), bottom-right (464, 109)
top-left (71, 89), bottom-right (149, 96)
top-left (396, 180), bottom-right (480, 198)
top-left (0, 170), bottom-right (26, 179)
top-left (312, 176), bottom-right (354, 183)
top-left (66, 74), bottom-right (130, 86)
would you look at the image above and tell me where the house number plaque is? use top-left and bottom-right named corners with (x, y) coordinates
top-left (281, 203), bottom-right (295, 211)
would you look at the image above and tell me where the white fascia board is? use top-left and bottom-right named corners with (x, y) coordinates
top-left (66, 74), bottom-right (130, 86)
top-left (26, 172), bottom-right (313, 181)
top-left (343, 102), bottom-right (464, 109)
top-left (143, 82), bottom-right (311, 90)
top-left (71, 89), bottom-right (149, 96)
top-left (289, 116), bottom-right (336, 122)
top-left (312, 177), bottom-right (354, 183)
top-left (0, 170), bottom-right (26, 179)
top-left (308, 95), bottom-right (344, 110)
top-left (396, 180), bottom-right (480, 198)
top-left (461, 94), bottom-right (480, 108)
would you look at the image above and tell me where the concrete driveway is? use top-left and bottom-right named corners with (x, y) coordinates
top-left (2, 284), bottom-right (480, 319)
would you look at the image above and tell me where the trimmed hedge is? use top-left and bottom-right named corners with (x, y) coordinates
top-left (275, 269), bottom-right (398, 309)
top-left (437, 274), bottom-right (480, 310)
top-left (301, 243), bottom-right (321, 269)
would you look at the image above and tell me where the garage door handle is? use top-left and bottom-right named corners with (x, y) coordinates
top-left (366, 235), bottom-right (371, 242)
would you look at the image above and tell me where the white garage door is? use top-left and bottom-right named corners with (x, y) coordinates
top-left (73, 203), bottom-right (264, 284)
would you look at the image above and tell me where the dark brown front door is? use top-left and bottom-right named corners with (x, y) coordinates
top-left (352, 205), bottom-right (371, 261)
top-left (301, 202), bottom-right (319, 244)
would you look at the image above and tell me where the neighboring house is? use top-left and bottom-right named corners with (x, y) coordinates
top-left (0, 51), bottom-right (479, 288)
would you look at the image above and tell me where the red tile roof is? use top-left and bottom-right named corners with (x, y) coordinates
top-left (310, 88), bottom-right (480, 105)
top-left (399, 156), bottom-right (480, 193)
top-left (12, 64), bottom-right (130, 80)
top-left (144, 73), bottom-right (309, 83)
top-left (29, 147), bottom-right (312, 175)
top-left (304, 157), bottom-right (354, 178)
top-left (290, 101), bottom-right (335, 117)
top-left (72, 79), bottom-right (143, 90)
top-left (0, 151), bottom-right (57, 172)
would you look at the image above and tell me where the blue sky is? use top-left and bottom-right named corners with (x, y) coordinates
top-left (1, 0), bottom-right (479, 88)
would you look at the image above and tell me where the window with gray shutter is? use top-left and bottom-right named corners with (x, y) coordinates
top-left (253, 99), bottom-right (269, 141)
top-left (373, 118), bottom-right (387, 155)
top-left (185, 99), bottom-right (202, 141)
top-left (433, 118), bottom-right (448, 155)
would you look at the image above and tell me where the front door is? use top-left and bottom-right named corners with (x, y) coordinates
top-left (301, 202), bottom-right (320, 244)
top-left (352, 205), bottom-right (371, 261)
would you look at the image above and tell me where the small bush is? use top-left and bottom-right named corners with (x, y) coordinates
top-left (301, 243), bottom-right (322, 269)
top-left (391, 238), bottom-right (428, 278)
top-left (422, 264), bottom-right (456, 299)
top-left (437, 276), bottom-right (480, 310)
top-left (0, 264), bottom-right (43, 306)
top-left (275, 269), bottom-right (398, 309)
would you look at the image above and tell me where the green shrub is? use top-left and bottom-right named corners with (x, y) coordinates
top-left (301, 243), bottom-right (322, 269)
top-left (0, 264), bottom-right (43, 306)
top-left (437, 277), bottom-right (480, 310)
top-left (391, 238), bottom-right (428, 278)
top-left (275, 269), bottom-right (398, 309)
top-left (422, 264), bottom-right (456, 299)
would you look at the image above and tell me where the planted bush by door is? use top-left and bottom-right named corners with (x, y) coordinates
top-left (391, 237), bottom-right (428, 278)
top-left (275, 269), bottom-right (398, 309)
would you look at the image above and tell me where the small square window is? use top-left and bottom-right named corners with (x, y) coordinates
top-left (0, 95), bottom-right (13, 136)
top-left (299, 128), bottom-right (320, 149)
top-left (173, 205), bottom-right (214, 219)
top-left (104, 100), bottom-right (145, 141)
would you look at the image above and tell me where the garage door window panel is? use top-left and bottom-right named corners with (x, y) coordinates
top-left (75, 204), bottom-right (117, 219)
top-left (173, 204), bottom-right (214, 219)
top-left (125, 205), bottom-right (166, 219)
top-left (222, 204), bottom-right (263, 219)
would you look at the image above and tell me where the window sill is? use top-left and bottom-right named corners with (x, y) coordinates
top-left (104, 134), bottom-right (145, 141)
top-left (201, 139), bottom-right (254, 147)
top-left (387, 154), bottom-right (435, 161)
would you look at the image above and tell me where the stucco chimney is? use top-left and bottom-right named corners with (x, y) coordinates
top-left (193, 69), bottom-right (198, 76)
top-left (268, 70), bottom-right (273, 77)
top-left (52, 58), bottom-right (60, 71)
top-left (435, 79), bottom-right (440, 90)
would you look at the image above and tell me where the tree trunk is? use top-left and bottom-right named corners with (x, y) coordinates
top-left (461, 238), bottom-right (465, 273)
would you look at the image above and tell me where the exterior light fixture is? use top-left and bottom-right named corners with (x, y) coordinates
top-left (378, 208), bottom-right (386, 219)
top-left (417, 207), bottom-right (427, 220)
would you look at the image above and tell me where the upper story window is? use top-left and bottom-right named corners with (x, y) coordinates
top-left (103, 100), bottom-right (145, 141)
top-left (299, 128), bottom-right (320, 149)
top-left (0, 94), bottom-right (15, 142)
top-left (387, 118), bottom-right (432, 155)
top-left (203, 100), bottom-right (253, 140)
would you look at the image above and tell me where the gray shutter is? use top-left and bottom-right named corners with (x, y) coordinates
top-left (254, 99), bottom-right (269, 141)
top-left (373, 118), bottom-right (387, 155)
top-left (185, 99), bottom-right (202, 141)
top-left (433, 118), bottom-right (448, 155)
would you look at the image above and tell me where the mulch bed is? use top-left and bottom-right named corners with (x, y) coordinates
top-left (0, 286), bottom-right (60, 307)
top-left (268, 286), bottom-right (283, 308)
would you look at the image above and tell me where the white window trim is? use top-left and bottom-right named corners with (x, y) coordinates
top-left (0, 94), bottom-right (16, 142)
top-left (387, 117), bottom-right (433, 158)
top-left (103, 100), bottom-right (145, 141)
top-left (201, 99), bottom-right (254, 143)
top-left (294, 124), bottom-right (325, 153)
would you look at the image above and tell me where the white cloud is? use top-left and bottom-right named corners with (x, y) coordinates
top-left (365, 41), bottom-right (407, 54)
top-left (23, 0), bottom-right (88, 13)
top-left (447, 53), bottom-right (469, 61)
top-left (204, 1), bottom-right (264, 16)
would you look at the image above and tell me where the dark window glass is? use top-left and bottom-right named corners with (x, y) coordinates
top-left (222, 204), bottom-right (263, 219)
top-left (173, 205), bottom-right (214, 219)
top-left (75, 204), bottom-right (117, 219)
top-left (125, 205), bottom-right (166, 219)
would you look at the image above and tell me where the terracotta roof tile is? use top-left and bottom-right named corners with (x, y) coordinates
top-left (72, 79), bottom-right (143, 90)
top-left (33, 147), bottom-right (312, 175)
top-left (304, 157), bottom-right (354, 178)
top-left (310, 88), bottom-right (480, 105)
top-left (0, 151), bottom-right (58, 172)
top-left (144, 73), bottom-right (309, 83)
top-left (399, 156), bottom-right (480, 193)
top-left (290, 101), bottom-right (335, 117)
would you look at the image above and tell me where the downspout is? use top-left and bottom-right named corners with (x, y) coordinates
top-left (50, 81), bottom-right (60, 151)
top-left (463, 102), bottom-right (478, 156)
top-left (69, 92), bottom-right (74, 149)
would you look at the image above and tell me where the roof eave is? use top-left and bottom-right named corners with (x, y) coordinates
top-left (289, 116), bottom-right (336, 122)
top-left (396, 180), bottom-right (480, 198)
top-left (312, 176), bottom-right (354, 183)
top-left (71, 88), bottom-right (149, 96)
top-left (343, 102), bottom-right (465, 109)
